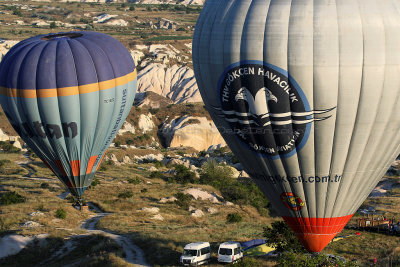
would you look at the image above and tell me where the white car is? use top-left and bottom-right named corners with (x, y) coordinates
top-left (217, 241), bottom-right (243, 263)
top-left (180, 242), bottom-right (211, 266)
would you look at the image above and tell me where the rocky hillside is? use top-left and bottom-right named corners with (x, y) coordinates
top-left (54, 0), bottom-right (205, 4)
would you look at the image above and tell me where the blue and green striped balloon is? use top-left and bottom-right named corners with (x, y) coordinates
top-left (0, 31), bottom-right (137, 199)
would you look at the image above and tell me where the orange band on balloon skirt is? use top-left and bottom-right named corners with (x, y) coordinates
top-left (282, 214), bottom-right (353, 252)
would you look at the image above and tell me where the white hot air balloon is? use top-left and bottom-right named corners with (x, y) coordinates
top-left (193, 0), bottom-right (400, 252)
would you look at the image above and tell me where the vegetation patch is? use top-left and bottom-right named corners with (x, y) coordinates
top-left (0, 141), bottom-right (20, 153)
top-left (128, 177), bottom-right (142, 184)
top-left (171, 164), bottom-right (196, 184)
top-left (0, 191), bottom-right (25, 205)
top-left (226, 212), bottom-right (242, 223)
top-left (55, 208), bottom-right (67, 219)
top-left (118, 191), bottom-right (134, 199)
top-left (174, 192), bottom-right (192, 210)
top-left (199, 160), bottom-right (270, 216)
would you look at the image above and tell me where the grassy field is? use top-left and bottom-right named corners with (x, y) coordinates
top-left (0, 151), bottom-right (276, 266)
top-left (0, 149), bottom-right (400, 266)
top-left (0, 1), bottom-right (200, 48)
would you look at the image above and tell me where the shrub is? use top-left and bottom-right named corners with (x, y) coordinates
top-left (174, 192), bottom-right (192, 210)
top-left (99, 165), bottom-right (107, 171)
top-left (0, 141), bottom-right (20, 153)
top-left (49, 21), bottom-right (56, 29)
top-left (129, 5), bottom-right (135, 11)
top-left (226, 212), bottom-right (242, 223)
top-left (90, 179), bottom-right (100, 188)
top-left (141, 188), bottom-right (148, 193)
top-left (0, 159), bottom-right (11, 168)
top-left (149, 171), bottom-right (164, 179)
top-left (13, 10), bottom-right (22, 16)
top-left (118, 191), bottom-right (133, 199)
top-left (234, 257), bottom-right (259, 267)
top-left (40, 182), bottom-right (49, 189)
top-left (0, 217), bottom-right (11, 233)
top-left (149, 108), bottom-right (159, 115)
top-left (153, 161), bottom-right (164, 168)
top-left (278, 251), bottom-right (355, 267)
top-left (199, 160), bottom-right (269, 216)
top-left (55, 208), bottom-right (66, 219)
top-left (173, 165), bottom-right (196, 184)
top-left (264, 221), bottom-right (304, 253)
top-left (0, 191), bottom-right (25, 205)
top-left (128, 177), bottom-right (141, 184)
top-left (198, 150), bottom-right (207, 157)
top-left (199, 160), bottom-right (233, 188)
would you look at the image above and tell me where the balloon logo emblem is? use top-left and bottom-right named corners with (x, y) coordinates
top-left (280, 192), bottom-right (305, 211)
top-left (215, 61), bottom-right (336, 159)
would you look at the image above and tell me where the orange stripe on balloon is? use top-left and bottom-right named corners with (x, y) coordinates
top-left (86, 155), bottom-right (98, 174)
top-left (282, 214), bottom-right (353, 252)
top-left (0, 69), bottom-right (137, 98)
top-left (70, 160), bottom-right (80, 177)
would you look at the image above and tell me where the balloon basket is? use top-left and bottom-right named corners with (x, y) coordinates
top-left (72, 200), bottom-right (89, 212)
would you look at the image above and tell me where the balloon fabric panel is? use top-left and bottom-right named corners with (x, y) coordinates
top-left (0, 31), bottom-right (137, 199)
top-left (193, 0), bottom-right (400, 252)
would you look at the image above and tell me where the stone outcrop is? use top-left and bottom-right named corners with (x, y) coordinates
top-left (138, 113), bottom-right (155, 133)
top-left (134, 0), bottom-right (204, 4)
top-left (93, 13), bottom-right (117, 23)
top-left (184, 188), bottom-right (223, 203)
top-left (191, 209), bottom-right (204, 218)
top-left (118, 122), bottom-right (135, 135)
top-left (134, 154), bottom-right (164, 163)
top-left (137, 63), bottom-right (200, 103)
top-left (149, 18), bottom-right (178, 30)
top-left (160, 116), bottom-right (226, 151)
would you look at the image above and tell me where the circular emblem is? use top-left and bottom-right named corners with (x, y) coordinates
top-left (280, 192), bottom-right (305, 211)
top-left (217, 61), bottom-right (311, 159)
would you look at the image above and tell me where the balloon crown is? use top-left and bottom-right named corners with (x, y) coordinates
top-left (41, 32), bottom-right (83, 41)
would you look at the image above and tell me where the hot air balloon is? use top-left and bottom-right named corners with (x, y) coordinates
top-left (0, 31), bottom-right (137, 205)
top-left (193, 0), bottom-right (400, 252)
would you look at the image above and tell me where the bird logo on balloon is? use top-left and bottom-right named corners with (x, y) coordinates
top-left (216, 62), bottom-right (336, 159)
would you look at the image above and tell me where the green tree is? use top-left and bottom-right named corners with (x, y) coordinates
top-left (49, 21), bottom-right (56, 29)
top-left (199, 159), bottom-right (232, 188)
top-left (174, 164), bottom-right (196, 184)
top-left (263, 221), bottom-right (304, 253)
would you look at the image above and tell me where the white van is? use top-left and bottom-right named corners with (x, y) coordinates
top-left (180, 242), bottom-right (211, 266)
top-left (217, 241), bottom-right (243, 263)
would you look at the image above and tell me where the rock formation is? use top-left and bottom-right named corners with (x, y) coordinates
top-left (138, 113), bottom-right (155, 133)
top-left (160, 116), bottom-right (226, 151)
top-left (118, 122), bottom-right (135, 135)
top-left (137, 64), bottom-right (201, 103)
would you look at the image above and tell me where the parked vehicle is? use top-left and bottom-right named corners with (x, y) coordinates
top-left (217, 241), bottom-right (243, 263)
top-left (180, 242), bottom-right (211, 266)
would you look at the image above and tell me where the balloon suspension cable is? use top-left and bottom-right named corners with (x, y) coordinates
top-left (75, 197), bottom-right (83, 208)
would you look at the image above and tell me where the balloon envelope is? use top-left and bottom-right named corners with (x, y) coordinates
top-left (0, 31), bottom-right (137, 199)
top-left (193, 0), bottom-right (400, 252)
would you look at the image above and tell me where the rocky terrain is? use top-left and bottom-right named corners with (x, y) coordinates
top-left (55, 0), bottom-right (205, 4)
